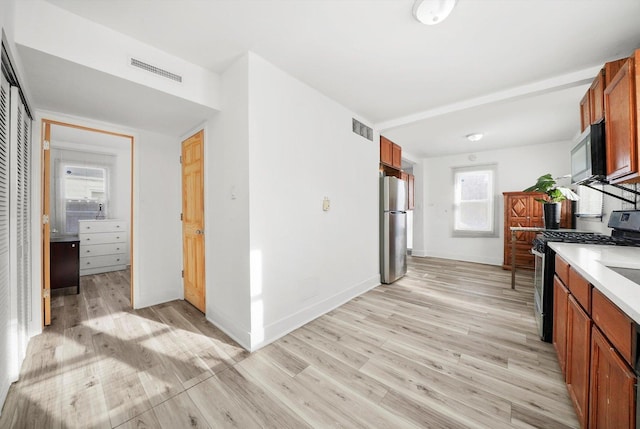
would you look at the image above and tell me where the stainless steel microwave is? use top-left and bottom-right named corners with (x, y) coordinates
top-left (571, 121), bottom-right (606, 184)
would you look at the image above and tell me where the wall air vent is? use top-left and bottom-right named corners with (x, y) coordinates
top-left (352, 118), bottom-right (373, 141)
top-left (130, 58), bottom-right (183, 83)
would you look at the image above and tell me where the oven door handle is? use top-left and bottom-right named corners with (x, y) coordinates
top-left (531, 248), bottom-right (544, 258)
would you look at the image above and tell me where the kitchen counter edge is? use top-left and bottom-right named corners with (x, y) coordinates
top-left (549, 242), bottom-right (640, 325)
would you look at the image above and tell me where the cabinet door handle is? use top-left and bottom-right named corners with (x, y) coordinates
top-left (116, 258), bottom-right (120, 262)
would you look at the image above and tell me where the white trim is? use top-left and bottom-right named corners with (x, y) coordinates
top-left (249, 275), bottom-right (380, 352)
top-left (206, 310), bottom-right (251, 351)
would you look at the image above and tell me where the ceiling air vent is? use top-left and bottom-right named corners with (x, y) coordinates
top-left (352, 118), bottom-right (373, 141)
top-left (130, 58), bottom-right (182, 83)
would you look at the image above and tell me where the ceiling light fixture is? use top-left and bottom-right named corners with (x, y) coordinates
top-left (413, 0), bottom-right (458, 25)
top-left (466, 133), bottom-right (483, 142)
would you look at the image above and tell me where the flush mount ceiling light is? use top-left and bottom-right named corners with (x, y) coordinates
top-left (413, 0), bottom-right (458, 25)
top-left (466, 133), bottom-right (483, 142)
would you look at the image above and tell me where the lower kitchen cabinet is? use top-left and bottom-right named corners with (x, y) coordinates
top-left (553, 275), bottom-right (569, 376)
top-left (566, 295), bottom-right (591, 429)
top-left (554, 254), bottom-right (637, 428)
top-left (589, 326), bottom-right (636, 428)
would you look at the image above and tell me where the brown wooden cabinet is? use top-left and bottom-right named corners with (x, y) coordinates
top-left (399, 172), bottom-right (415, 210)
top-left (566, 294), bottom-right (591, 429)
top-left (605, 51), bottom-right (640, 183)
top-left (589, 70), bottom-right (605, 125)
top-left (580, 91), bottom-right (591, 132)
top-left (380, 135), bottom-right (393, 166)
top-left (50, 237), bottom-right (80, 294)
top-left (589, 326), bottom-right (636, 429)
top-left (583, 58), bottom-right (628, 130)
top-left (553, 275), bottom-right (569, 376)
top-left (380, 135), bottom-right (402, 170)
top-left (502, 192), bottom-right (572, 269)
top-left (407, 173), bottom-right (415, 210)
top-left (554, 254), bottom-right (637, 428)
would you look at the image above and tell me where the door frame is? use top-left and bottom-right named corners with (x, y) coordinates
top-left (41, 119), bottom-right (135, 325)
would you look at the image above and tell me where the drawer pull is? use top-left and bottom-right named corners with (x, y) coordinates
top-left (116, 225), bottom-right (120, 228)
top-left (116, 237), bottom-right (120, 239)
top-left (116, 248), bottom-right (120, 251)
top-left (86, 262), bottom-right (90, 265)
top-left (116, 258), bottom-right (120, 262)
top-left (71, 244), bottom-right (75, 248)
top-left (86, 250), bottom-right (90, 253)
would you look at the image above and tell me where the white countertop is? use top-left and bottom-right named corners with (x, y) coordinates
top-left (549, 242), bottom-right (640, 324)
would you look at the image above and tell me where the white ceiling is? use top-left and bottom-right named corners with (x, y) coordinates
top-left (26, 0), bottom-right (640, 157)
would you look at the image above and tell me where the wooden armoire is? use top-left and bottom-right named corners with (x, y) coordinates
top-left (503, 192), bottom-right (573, 270)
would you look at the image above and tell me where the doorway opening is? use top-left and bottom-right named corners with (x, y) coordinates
top-left (41, 119), bottom-right (134, 325)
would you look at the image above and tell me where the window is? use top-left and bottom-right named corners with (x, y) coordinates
top-left (452, 164), bottom-right (497, 237)
top-left (60, 164), bottom-right (108, 234)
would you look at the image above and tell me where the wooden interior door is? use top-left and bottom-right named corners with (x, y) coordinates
top-left (42, 122), bottom-right (51, 325)
top-left (181, 130), bottom-right (205, 312)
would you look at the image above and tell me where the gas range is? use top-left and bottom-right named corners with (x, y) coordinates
top-left (532, 210), bottom-right (640, 253)
top-left (532, 210), bottom-right (640, 343)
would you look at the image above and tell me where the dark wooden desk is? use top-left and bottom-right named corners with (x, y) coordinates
top-left (50, 236), bottom-right (80, 294)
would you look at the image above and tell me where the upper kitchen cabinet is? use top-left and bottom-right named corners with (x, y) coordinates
top-left (380, 135), bottom-right (402, 169)
top-left (580, 91), bottom-right (591, 132)
top-left (400, 172), bottom-right (415, 210)
top-left (588, 58), bottom-right (628, 126)
top-left (605, 51), bottom-right (640, 183)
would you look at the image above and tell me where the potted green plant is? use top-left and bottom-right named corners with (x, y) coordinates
top-left (523, 173), bottom-right (579, 229)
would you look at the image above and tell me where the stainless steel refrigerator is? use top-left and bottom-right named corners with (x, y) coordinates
top-left (380, 176), bottom-right (407, 284)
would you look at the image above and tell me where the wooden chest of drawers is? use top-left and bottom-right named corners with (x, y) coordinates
top-left (78, 219), bottom-right (129, 276)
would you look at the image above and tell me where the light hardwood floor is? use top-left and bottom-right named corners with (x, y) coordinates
top-left (0, 257), bottom-right (578, 428)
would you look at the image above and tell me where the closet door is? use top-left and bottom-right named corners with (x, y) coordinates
top-left (11, 86), bottom-right (31, 364)
top-left (0, 71), bottom-right (13, 405)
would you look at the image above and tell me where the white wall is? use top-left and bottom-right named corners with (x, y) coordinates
top-left (133, 128), bottom-right (182, 308)
top-left (204, 55), bottom-right (252, 345)
top-left (246, 53), bottom-right (379, 350)
top-left (414, 140), bottom-right (573, 265)
top-left (203, 53), bottom-right (379, 351)
top-left (15, 0), bottom-right (220, 110)
top-left (576, 185), bottom-right (639, 234)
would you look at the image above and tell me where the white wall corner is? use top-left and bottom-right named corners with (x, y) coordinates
top-left (206, 311), bottom-right (251, 352)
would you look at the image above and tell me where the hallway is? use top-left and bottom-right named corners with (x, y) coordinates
top-left (0, 258), bottom-right (577, 428)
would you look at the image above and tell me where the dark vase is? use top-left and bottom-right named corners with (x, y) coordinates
top-left (543, 202), bottom-right (562, 229)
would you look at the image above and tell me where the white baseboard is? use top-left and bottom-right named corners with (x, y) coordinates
top-left (415, 250), bottom-right (501, 266)
top-left (249, 275), bottom-right (380, 351)
top-left (411, 249), bottom-right (428, 257)
top-left (206, 310), bottom-right (251, 351)
top-left (134, 292), bottom-right (183, 310)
